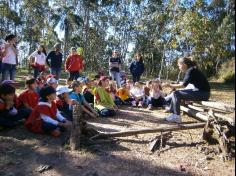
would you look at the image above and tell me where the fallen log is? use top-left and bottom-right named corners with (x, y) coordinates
top-left (70, 104), bottom-right (82, 150)
top-left (90, 123), bottom-right (206, 140)
top-left (187, 104), bottom-right (206, 112)
top-left (183, 105), bottom-right (235, 126)
top-left (180, 106), bottom-right (209, 122)
top-left (199, 101), bottom-right (235, 113)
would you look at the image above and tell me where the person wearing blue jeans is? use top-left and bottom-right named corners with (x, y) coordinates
top-left (50, 67), bottom-right (61, 80)
top-left (163, 57), bottom-right (211, 123)
top-left (1, 34), bottom-right (18, 81)
top-left (109, 50), bottom-right (122, 88)
top-left (109, 71), bottom-right (121, 88)
top-left (2, 63), bottom-right (16, 81)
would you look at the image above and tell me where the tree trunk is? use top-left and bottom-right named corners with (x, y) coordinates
top-left (70, 104), bottom-right (82, 150)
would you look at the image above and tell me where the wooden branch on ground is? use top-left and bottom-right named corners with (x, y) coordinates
top-left (208, 111), bottom-right (235, 126)
top-left (90, 123), bottom-right (206, 140)
top-left (70, 104), bottom-right (82, 150)
top-left (180, 106), bottom-right (209, 122)
top-left (148, 132), bottom-right (172, 152)
top-left (199, 101), bottom-right (235, 113)
top-left (208, 112), bottom-right (232, 161)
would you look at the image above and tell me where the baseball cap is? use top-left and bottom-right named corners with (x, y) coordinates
top-left (56, 86), bottom-right (72, 95)
top-left (1, 80), bottom-right (19, 87)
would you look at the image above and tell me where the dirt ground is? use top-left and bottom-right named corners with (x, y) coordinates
top-left (0, 82), bottom-right (235, 176)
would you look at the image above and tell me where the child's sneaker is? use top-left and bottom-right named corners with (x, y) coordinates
top-left (132, 101), bottom-right (136, 107)
top-left (165, 114), bottom-right (182, 123)
top-left (51, 129), bottom-right (61, 137)
top-left (138, 101), bottom-right (143, 107)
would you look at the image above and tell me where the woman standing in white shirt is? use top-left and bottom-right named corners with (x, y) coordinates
top-left (28, 45), bottom-right (47, 78)
top-left (1, 34), bottom-right (18, 81)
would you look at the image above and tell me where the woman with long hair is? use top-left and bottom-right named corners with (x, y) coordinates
top-left (163, 57), bottom-right (211, 123)
top-left (29, 45), bottom-right (47, 78)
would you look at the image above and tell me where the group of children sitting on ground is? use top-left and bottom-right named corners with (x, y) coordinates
top-left (0, 73), bottom-right (168, 137)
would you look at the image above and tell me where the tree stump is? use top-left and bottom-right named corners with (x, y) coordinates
top-left (70, 104), bottom-right (82, 150)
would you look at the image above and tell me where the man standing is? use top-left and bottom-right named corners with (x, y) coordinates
top-left (109, 50), bottom-right (122, 88)
top-left (46, 43), bottom-right (63, 80)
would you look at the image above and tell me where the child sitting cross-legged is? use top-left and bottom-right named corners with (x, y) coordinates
top-left (70, 81), bottom-right (99, 118)
top-left (94, 76), bottom-right (118, 117)
top-left (25, 86), bottom-right (72, 137)
top-left (147, 80), bottom-right (166, 110)
top-left (130, 82), bottom-right (145, 107)
top-left (0, 84), bottom-right (30, 128)
top-left (116, 82), bottom-right (133, 105)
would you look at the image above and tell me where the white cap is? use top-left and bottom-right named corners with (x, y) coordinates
top-left (56, 86), bottom-right (72, 95)
top-left (46, 77), bottom-right (58, 85)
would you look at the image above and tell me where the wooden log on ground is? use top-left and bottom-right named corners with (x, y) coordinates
top-left (187, 104), bottom-right (206, 112)
top-left (90, 123), bottom-right (206, 140)
top-left (70, 104), bottom-right (82, 150)
top-left (180, 106), bottom-right (209, 122)
top-left (199, 101), bottom-right (235, 113)
top-left (183, 105), bottom-right (235, 126)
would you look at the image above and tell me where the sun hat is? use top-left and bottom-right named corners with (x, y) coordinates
top-left (56, 86), bottom-right (72, 96)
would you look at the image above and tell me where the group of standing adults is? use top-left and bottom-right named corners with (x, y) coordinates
top-left (0, 34), bottom-right (87, 83)
top-left (0, 34), bottom-right (65, 82)
top-left (109, 49), bottom-right (145, 88)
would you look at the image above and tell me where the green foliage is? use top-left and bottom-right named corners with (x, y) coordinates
top-left (218, 59), bottom-right (235, 84)
top-left (0, 0), bottom-right (234, 79)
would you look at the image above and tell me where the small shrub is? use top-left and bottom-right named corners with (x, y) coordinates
top-left (218, 59), bottom-right (235, 84)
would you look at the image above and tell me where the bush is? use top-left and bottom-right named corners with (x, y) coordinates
top-left (218, 59), bottom-right (235, 84)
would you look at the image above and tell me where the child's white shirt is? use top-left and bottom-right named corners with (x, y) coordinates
top-left (40, 110), bottom-right (65, 126)
top-left (130, 87), bottom-right (144, 97)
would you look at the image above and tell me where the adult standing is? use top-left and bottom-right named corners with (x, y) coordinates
top-left (109, 50), bottom-right (122, 88)
top-left (129, 53), bottom-right (145, 83)
top-left (65, 47), bottom-right (83, 81)
top-left (163, 57), bottom-right (211, 123)
top-left (28, 45), bottom-right (47, 78)
top-left (1, 34), bottom-right (18, 81)
top-left (46, 43), bottom-right (63, 80)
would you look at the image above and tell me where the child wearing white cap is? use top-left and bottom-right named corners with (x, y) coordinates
top-left (55, 86), bottom-right (75, 121)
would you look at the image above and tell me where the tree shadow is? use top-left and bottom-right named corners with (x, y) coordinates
top-left (210, 82), bottom-right (235, 91)
top-left (0, 136), bottom-right (194, 176)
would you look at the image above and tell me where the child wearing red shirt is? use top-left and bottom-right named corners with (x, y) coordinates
top-left (65, 47), bottom-right (83, 81)
top-left (18, 77), bottom-right (39, 110)
top-left (25, 86), bottom-right (72, 137)
top-left (0, 84), bottom-right (29, 128)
